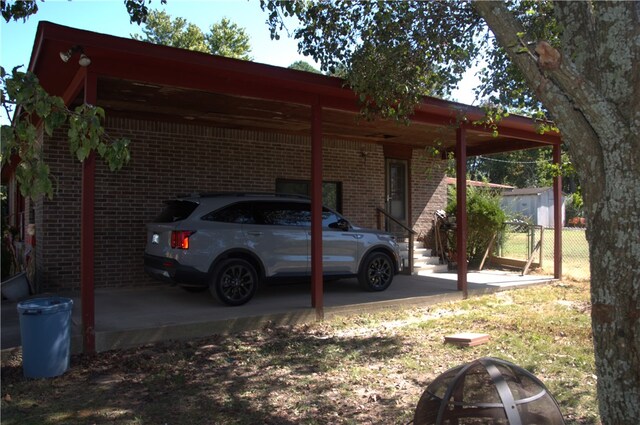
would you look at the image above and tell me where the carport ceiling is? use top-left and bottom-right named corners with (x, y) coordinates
top-left (94, 77), bottom-right (456, 146)
top-left (32, 21), bottom-right (559, 156)
top-left (94, 77), bottom-right (517, 151)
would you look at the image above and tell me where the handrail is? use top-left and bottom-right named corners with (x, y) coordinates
top-left (375, 208), bottom-right (417, 235)
top-left (375, 207), bottom-right (416, 275)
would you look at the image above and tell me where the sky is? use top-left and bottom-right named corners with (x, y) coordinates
top-left (1, 0), bottom-right (478, 124)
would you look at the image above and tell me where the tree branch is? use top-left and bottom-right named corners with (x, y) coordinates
top-left (473, 1), bottom-right (606, 205)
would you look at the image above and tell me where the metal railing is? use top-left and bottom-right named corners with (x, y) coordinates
top-left (375, 207), bottom-right (417, 275)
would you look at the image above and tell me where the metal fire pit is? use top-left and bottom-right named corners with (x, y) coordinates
top-left (414, 357), bottom-right (565, 425)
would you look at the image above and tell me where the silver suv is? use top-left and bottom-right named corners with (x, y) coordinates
top-left (144, 193), bottom-right (401, 305)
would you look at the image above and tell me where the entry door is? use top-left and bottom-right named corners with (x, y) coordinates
top-left (385, 159), bottom-right (408, 234)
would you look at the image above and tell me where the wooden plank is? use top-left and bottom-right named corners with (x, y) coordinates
top-left (522, 239), bottom-right (542, 276)
top-left (479, 232), bottom-right (497, 271)
top-left (445, 333), bottom-right (491, 347)
top-left (489, 256), bottom-right (540, 269)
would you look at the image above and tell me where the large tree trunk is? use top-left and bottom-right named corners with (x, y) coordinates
top-left (475, 2), bottom-right (640, 423)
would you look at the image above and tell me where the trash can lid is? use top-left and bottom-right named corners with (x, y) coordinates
top-left (17, 297), bottom-right (74, 315)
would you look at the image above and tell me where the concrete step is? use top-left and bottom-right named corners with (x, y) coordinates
top-left (397, 242), bottom-right (426, 251)
top-left (413, 256), bottom-right (443, 266)
top-left (412, 247), bottom-right (434, 256)
top-left (400, 253), bottom-right (438, 263)
top-left (398, 249), bottom-right (447, 274)
top-left (415, 264), bottom-right (449, 275)
top-left (400, 247), bottom-right (437, 260)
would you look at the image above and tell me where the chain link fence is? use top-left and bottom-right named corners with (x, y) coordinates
top-left (492, 223), bottom-right (590, 279)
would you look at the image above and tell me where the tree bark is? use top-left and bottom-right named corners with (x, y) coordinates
top-left (474, 2), bottom-right (640, 423)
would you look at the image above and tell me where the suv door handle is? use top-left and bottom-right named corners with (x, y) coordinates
top-left (348, 234), bottom-right (364, 239)
top-left (246, 231), bottom-right (263, 236)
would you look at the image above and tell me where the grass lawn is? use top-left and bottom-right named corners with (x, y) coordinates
top-left (499, 227), bottom-right (590, 280)
top-left (1, 279), bottom-right (599, 424)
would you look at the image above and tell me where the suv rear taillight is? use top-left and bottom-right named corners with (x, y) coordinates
top-left (171, 231), bottom-right (195, 249)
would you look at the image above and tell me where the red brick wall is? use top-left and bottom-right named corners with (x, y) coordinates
top-left (411, 149), bottom-right (449, 248)
top-left (36, 118), bottom-right (446, 291)
top-left (35, 128), bottom-right (82, 292)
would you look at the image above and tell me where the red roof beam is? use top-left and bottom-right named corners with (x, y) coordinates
top-left (89, 62), bottom-right (319, 107)
top-left (32, 22), bottom-right (348, 99)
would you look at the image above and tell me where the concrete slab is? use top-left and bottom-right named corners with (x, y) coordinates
top-left (1, 271), bottom-right (554, 356)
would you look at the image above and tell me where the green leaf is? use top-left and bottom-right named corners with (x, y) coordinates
top-left (76, 145), bottom-right (90, 162)
top-left (35, 99), bottom-right (49, 117)
top-left (3, 67), bottom-right (129, 200)
top-left (97, 142), bottom-right (107, 157)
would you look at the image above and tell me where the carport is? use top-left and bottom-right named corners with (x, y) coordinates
top-left (12, 22), bottom-right (563, 354)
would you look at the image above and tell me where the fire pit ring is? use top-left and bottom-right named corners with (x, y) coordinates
top-left (414, 357), bottom-right (565, 424)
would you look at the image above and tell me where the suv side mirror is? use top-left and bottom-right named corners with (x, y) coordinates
top-left (329, 219), bottom-right (350, 231)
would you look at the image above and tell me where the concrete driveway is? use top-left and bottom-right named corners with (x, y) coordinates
top-left (1, 271), bottom-right (554, 355)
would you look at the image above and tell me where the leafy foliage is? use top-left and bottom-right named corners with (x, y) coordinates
top-left (207, 18), bottom-right (252, 60)
top-left (467, 146), bottom-right (577, 191)
top-left (132, 10), bottom-right (208, 51)
top-left (261, 0), bottom-right (483, 120)
top-left (1, 0), bottom-right (38, 22)
top-left (446, 186), bottom-right (506, 267)
top-left (287, 60), bottom-right (322, 74)
top-left (259, 1), bottom-right (565, 126)
top-left (1, 67), bottom-right (131, 199)
top-left (132, 11), bottom-right (252, 60)
top-left (1, 0), bottom-right (164, 24)
top-left (475, 1), bottom-right (560, 111)
top-left (124, 0), bottom-right (166, 25)
top-left (565, 191), bottom-right (584, 220)
top-left (264, 2), bottom-right (553, 117)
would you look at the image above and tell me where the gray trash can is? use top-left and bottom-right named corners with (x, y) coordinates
top-left (17, 297), bottom-right (74, 378)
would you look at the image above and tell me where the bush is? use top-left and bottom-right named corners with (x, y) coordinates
top-left (565, 191), bottom-right (584, 223)
top-left (446, 186), bottom-right (506, 267)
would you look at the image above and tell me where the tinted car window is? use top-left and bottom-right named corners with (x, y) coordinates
top-left (202, 202), bottom-right (255, 224)
top-left (256, 201), bottom-right (311, 227)
top-left (154, 200), bottom-right (198, 223)
top-left (322, 209), bottom-right (346, 228)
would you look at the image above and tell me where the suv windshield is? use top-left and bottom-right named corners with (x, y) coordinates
top-left (154, 200), bottom-right (199, 223)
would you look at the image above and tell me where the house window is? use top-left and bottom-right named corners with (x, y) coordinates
top-left (276, 179), bottom-right (343, 212)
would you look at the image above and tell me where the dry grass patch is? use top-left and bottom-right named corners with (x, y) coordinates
top-left (1, 280), bottom-right (598, 424)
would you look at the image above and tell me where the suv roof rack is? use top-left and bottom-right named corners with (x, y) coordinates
top-left (174, 192), bottom-right (311, 200)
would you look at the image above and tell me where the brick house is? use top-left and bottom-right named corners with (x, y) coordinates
top-left (3, 22), bottom-right (563, 298)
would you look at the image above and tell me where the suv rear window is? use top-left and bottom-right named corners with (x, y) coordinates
top-left (202, 202), bottom-right (255, 224)
top-left (154, 200), bottom-right (199, 223)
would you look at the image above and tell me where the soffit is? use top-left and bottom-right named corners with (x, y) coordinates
top-left (30, 21), bottom-right (560, 155)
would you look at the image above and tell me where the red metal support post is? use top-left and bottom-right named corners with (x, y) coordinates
top-left (81, 72), bottom-right (97, 354)
top-left (553, 143), bottom-right (563, 279)
top-left (456, 126), bottom-right (468, 298)
top-left (310, 99), bottom-right (324, 319)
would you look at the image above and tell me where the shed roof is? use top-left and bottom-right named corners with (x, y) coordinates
top-left (24, 21), bottom-right (562, 156)
top-left (503, 187), bottom-right (553, 196)
top-left (445, 177), bottom-right (515, 189)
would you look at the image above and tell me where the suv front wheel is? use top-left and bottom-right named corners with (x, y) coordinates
top-left (210, 258), bottom-right (258, 306)
top-left (358, 252), bottom-right (394, 292)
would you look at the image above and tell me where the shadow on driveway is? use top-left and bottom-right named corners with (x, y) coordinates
top-left (1, 271), bottom-right (554, 354)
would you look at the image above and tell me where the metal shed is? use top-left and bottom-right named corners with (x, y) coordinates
top-left (501, 187), bottom-right (565, 228)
